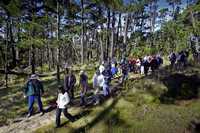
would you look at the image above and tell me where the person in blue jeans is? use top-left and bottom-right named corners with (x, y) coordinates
top-left (24, 74), bottom-right (44, 117)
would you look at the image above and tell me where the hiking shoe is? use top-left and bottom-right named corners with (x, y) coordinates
top-left (39, 112), bottom-right (45, 116)
top-left (26, 113), bottom-right (31, 118)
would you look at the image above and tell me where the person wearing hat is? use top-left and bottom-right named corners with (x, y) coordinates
top-left (24, 74), bottom-right (44, 117)
top-left (79, 70), bottom-right (88, 106)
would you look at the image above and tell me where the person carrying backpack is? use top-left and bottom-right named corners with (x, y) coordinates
top-left (55, 86), bottom-right (75, 128)
top-left (24, 74), bottom-right (44, 117)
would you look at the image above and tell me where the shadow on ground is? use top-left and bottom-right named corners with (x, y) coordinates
top-left (159, 72), bottom-right (200, 104)
top-left (72, 96), bottom-right (120, 133)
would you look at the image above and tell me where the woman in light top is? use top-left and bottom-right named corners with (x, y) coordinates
top-left (56, 86), bottom-right (75, 128)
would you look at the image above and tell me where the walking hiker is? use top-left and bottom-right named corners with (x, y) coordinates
top-left (169, 52), bottom-right (176, 69)
top-left (92, 70), bottom-right (100, 105)
top-left (177, 51), bottom-right (185, 71)
top-left (64, 68), bottom-right (76, 99)
top-left (55, 86), bottom-right (75, 128)
top-left (111, 63), bottom-right (118, 78)
top-left (24, 74), bottom-right (44, 117)
top-left (120, 57), bottom-right (129, 83)
top-left (99, 62), bottom-right (105, 74)
top-left (79, 70), bottom-right (88, 106)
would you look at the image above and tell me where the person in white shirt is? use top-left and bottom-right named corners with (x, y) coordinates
top-left (92, 70), bottom-right (100, 105)
top-left (56, 86), bottom-right (75, 128)
top-left (97, 73), bottom-right (110, 96)
top-left (99, 62), bottom-right (105, 74)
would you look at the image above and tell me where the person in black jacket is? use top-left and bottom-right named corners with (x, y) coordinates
top-left (64, 68), bottom-right (76, 99)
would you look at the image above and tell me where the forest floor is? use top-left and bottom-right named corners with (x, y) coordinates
top-left (1, 63), bottom-right (200, 133)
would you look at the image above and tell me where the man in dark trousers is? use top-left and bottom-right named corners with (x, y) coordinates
top-left (24, 74), bottom-right (44, 117)
top-left (64, 68), bottom-right (76, 99)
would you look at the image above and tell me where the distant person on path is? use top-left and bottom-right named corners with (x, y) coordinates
top-left (120, 57), bottom-right (129, 83)
top-left (64, 68), bottom-right (76, 100)
top-left (79, 70), bottom-right (88, 106)
top-left (177, 51), bottom-right (186, 71)
top-left (56, 86), bottom-right (75, 128)
top-left (169, 52), bottom-right (176, 69)
top-left (24, 74), bottom-right (44, 117)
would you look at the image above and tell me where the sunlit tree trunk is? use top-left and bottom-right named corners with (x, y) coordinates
top-left (110, 11), bottom-right (115, 59)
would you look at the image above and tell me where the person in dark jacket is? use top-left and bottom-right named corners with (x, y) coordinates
top-left (169, 52), bottom-right (176, 69)
top-left (64, 69), bottom-right (76, 99)
top-left (79, 70), bottom-right (88, 106)
top-left (24, 74), bottom-right (44, 117)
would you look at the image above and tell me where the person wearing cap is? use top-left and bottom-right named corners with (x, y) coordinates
top-left (79, 70), bottom-right (88, 106)
top-left (24, 74), bottom-right (44, 117)
top-left (64, 68), bottom-right (76, 100)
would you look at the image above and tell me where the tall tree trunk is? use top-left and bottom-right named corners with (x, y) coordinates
top-left (110, 11), bottom-right (115, 59)
top-left (16, 17), bottom-right (21, 63)
top-left (100, 25), bottom-right (104, 62)
top-left (123, 13), bottom-right (129, 56)
top-left (5, 17), bottom-right (9, 88)
top-left (106, 8), bottom-right (110, 60)
top-left (81, 0), bottom-right (84, 64)
top-left (50, 20), bottom-right (55, 69)
top-left (116, 13), bottom-right (121, 60)
top-left (56, 0), bottom-right (61, 82)
top-left (31, 45), bottom-right (36, 74)
top-left (9, 18), bottom-right (16, 67)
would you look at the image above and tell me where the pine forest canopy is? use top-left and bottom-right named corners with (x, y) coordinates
top-left (0, 0), bottom-right (199, 84)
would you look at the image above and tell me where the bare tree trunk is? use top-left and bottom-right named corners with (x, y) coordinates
top-left (123, 13), bottom-right (129, 56)
top-left (81, 0), bottom-right (84, 64)
top-left (31, 45), bottom-right (36, 74)
top-left (100, 26), bottom-right (104, 62)
top-left (9, 18), bottom-right (16, 67)
top-left (5, 17), bottom-right (9, 88)
top-left (110, 11), bottom-right (115, 59)
top-left (16, 18), bottom-right (20, 63)
top-left (106, 8), bottom-right (110, 60)
top-left (117, 13), bottom-right (121, 60)
top-left (56, 0), bottom-right (60, 82)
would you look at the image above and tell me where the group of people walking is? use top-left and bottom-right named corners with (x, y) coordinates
top-left (128, 54), bottom-right (163, 76)
top-left (22, 53), bottom-right (170, 128)
top-left (23, 59), bottom-right (129, 128)
top-left (168, 50), bottom-right (189, 70)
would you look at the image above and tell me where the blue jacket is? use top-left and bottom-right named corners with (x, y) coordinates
top-left (24, 79), bottom-right (44, 96)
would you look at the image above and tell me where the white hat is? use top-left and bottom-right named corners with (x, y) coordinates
top-left (80, 70), bottom-right (84, 75)
top-left (30, 74), bottom-right (38, 80)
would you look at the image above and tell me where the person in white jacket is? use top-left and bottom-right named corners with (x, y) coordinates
top-left (56, 86), bottom-right (75, 128)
